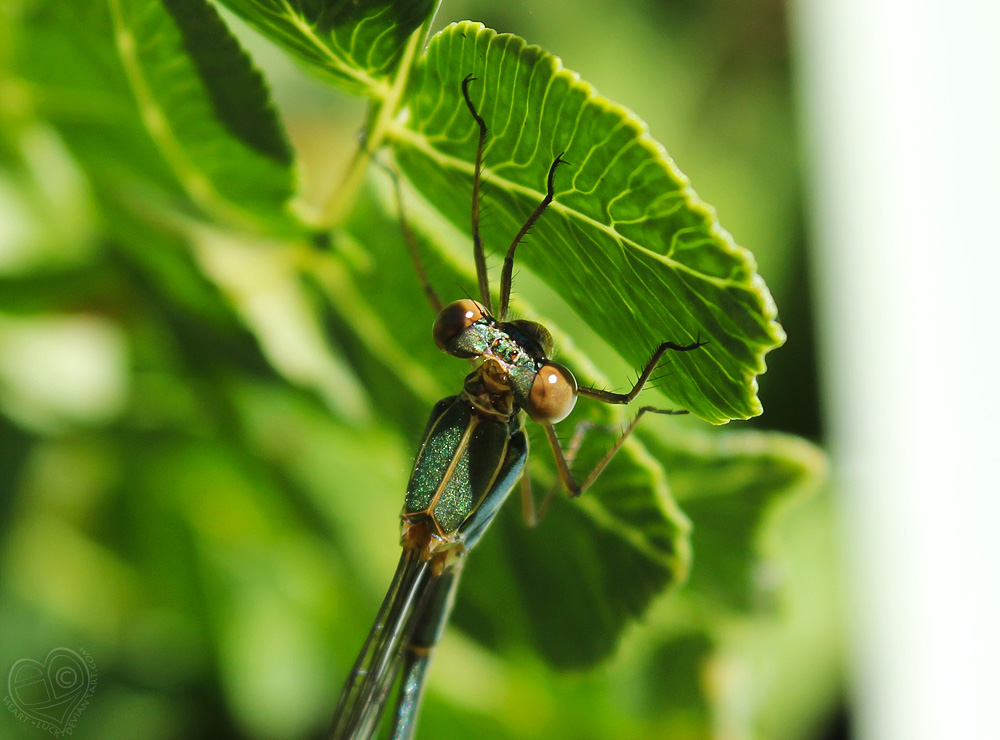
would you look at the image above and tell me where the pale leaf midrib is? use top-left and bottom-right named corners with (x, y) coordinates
top-left (388, 122), bottom-right (747, 293)
top-left (278, 0), bottom-right (391, 96)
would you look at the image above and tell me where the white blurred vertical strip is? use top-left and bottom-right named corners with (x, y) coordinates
top-left (790, 1), bottom-right (1000, 739)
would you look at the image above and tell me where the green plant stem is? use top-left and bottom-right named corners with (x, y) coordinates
top-left (321, 21), bottom-right (424, 229)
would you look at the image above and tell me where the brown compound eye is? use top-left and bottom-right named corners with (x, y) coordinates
top-left (525, 362), bottom-right (578, 424)
top-left (432, 299), bottom-right (488, 353)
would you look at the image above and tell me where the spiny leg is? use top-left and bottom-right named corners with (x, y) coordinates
top-left (576, 336), bottom-right (708, 405)
top-left (523, 419), bottom-right (596, 527)
top-left (370, 155), bottom-right (444, 314)
top-left (498, 154), bottom-right (567, 320)
top-left (544, 406), bottom-right (688, 497)
top-left (545, 336), bottom-right (708, 497)
top-left (461, 75), bottom-right (493, 315)
top-left (520, 475), bottom-right (538, 528)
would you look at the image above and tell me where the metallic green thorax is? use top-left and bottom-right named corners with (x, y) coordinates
top-left (404, 398), bottom-right (512, 532)
top-left (402, 318), bottom-right (541, 554)
top-left (402, 395), bottom-right (526, 546)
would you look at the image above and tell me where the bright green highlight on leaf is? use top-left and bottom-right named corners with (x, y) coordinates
top-left (390, 22), bottom-right (784, 424)
top-left (217, 0), bottom-right (436, 96)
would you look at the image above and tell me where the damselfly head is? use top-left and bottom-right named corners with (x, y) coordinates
top-left (435, 299), bottom-right (578, 423)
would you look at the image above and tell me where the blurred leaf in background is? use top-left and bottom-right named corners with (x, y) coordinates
top-left (0, 1), bottom-right (837, 740)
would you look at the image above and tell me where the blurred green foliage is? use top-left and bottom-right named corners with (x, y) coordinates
top-left (0, 1), bottom-right (837, 740)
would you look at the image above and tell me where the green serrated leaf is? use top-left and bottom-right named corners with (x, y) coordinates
top-left (216, 0), bottom-right (436, 96)
top-left (162, 0), bottom-right (293, 166)
top-left (106, 0), bottom-right (301, 233)
top-left (640, 424), bottom-right (827, 613)
top-left (390, 21), bottom-right (784, 424)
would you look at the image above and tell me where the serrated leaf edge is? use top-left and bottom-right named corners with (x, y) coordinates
top-left (389, 21), bottom-right (786, 425)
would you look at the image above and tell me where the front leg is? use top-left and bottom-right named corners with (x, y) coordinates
top-left (543, 406), bottom-right (688, 497)
top-left (577, 337), bottom-right (708, 405)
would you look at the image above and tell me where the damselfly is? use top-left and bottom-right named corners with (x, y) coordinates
top-left (327, 75), bottom-right (707, 740)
